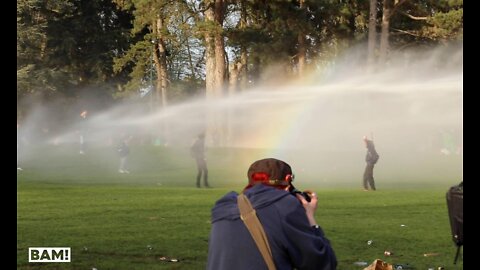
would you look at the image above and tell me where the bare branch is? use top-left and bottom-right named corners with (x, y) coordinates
top-left (399, 11), bottom-right (428, 21)
top-left (391, 28), bottom-right (422, 37)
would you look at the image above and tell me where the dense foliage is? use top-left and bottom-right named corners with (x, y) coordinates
top-left (17, 0), bottom-right (463, 115)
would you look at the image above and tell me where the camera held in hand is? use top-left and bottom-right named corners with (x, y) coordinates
top-left (289, 186), bottom-right (311, 202)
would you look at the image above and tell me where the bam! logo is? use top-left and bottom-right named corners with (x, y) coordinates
top-left (29, 247), bottom-right (71, 262)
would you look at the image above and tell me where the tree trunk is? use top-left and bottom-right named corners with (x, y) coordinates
top-left (213, 0), bottom-right (226, 98)
top-left (250, 55), bottom-right (261, 87)
top-left (378, 0), bottom-right (393, 65)
top-left (152, 16), bottom-right (169, 144)
top-left (204, 0), bottom-right (226, 146)
top-left (185, 38), bottom-right (197, 80)
top-left (228, 62), bottom-right (240, 95)
top-left (214, 33), bottom-right (225, 97)
top-left (240, 47), bottom-right (248, 90)
top-left (297, 0), bottom-right (306, 77)
top-left (227, 61), bottom-right (239, 145)
top-left (204, 6), bottom-right (216, 99)
top-left (239, 0), bottom-right (248, 91)
top-left (152, 16), bottom-right (168, 109)
top-left (367, 0), bottom-right (378, 69)
top-left (297, 34), bottom-right (306, 77)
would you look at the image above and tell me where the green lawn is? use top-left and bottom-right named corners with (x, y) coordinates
top-left (17, 145), bottom-right (463, 269)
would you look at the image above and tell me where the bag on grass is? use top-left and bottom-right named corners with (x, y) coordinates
top-left (446, 181), bottom-right (463, 264)
top-left (446, 181), bottom-right (463, 246)
top-left (362, 259), bottom-right (393, 270)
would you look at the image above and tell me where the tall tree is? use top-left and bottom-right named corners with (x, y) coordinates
top-left (296, 0), bottom-right (307, 77)
top-left (202, 0), bottom-right (227, 145)
top-left (376, 0), bottom-right (462, 64)
top-left (152, 14), bottom-right (169, 108)
top-left (227, 0), bottom-right (249, 94)
top-left (392, 0), bottom-right (463, 44)
top-left (378, 0), bottom-right (392, 65)
top-left (18, 0), bottom-right (133, 112)
top-left (113, 0), bottom-right (166, 108)
top-left (367, 0), bottom-right (378, 68)
top-left (203, 0), bottom-right (226, 99)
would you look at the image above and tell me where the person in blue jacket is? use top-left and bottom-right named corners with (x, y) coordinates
top-left (206, 158), bottom-right (337, 270)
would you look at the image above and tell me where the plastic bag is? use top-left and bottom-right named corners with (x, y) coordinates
top-left (363, 259), bottom-right (393, 270)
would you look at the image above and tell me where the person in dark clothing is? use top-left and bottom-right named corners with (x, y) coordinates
top-left (17, 122), bottom-right (23, 171)
top-left (206, 158), bottom-right (337, 270)
top-left (191, 133), bottom-right (209, 188)
top-left (117, 135), bottom-right (132, 173)
top-left (363, 136), bottom-right (379, 191)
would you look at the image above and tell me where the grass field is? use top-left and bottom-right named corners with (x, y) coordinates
top-left (17, 145), bottom-right (463, 269)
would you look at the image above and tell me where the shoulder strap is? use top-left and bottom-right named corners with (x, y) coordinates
top-left (237, 193), bottom-right (276, 270)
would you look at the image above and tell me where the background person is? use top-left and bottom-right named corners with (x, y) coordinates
top-left (363, 135), bottom-right (379, 191)
top-left (206, 158), bottom-right (337, 270)
top-left (17, 122), bottom-right (23, 171)
top-left (117, 135), bottom-right (132, 173)
top-left (190, 133), bottom-right (210, 188)
top-left (79, 110), bottom-right (88, 154)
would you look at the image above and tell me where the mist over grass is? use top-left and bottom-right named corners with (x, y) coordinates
top-left (17, 44), bottom-right (463, 188)
top-left (17, 43), bottom-right (463, 270)
top-left (17, 146), bottom-right (461, 191)
top-left (17, 140), bottom-right (463, 269)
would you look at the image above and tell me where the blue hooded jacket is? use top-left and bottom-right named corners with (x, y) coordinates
top-left (206, 184), bottom-right (337, 270)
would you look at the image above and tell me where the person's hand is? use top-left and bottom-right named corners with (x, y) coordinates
top-left (296, 190), bottom-right (318, 226)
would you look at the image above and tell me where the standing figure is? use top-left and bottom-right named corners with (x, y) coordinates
top-left (117, 135), bottom-right (131, 173)
top-left (363, 135), bottom-right (379, 191)
top-left (17, 122), bottom-right (23, 171)
top-left (206, 158), bottom-right (337, 270)
top-left (79, 110), bottom-right (88, 154)
top-left (190, 133), bottom-right (210, 188)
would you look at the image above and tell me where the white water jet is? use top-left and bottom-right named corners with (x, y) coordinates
top-left (18, 44), bottom-right (462, 186)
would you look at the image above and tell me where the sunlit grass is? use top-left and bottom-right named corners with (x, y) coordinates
top-left (17, 146), bottom-right (462, 269)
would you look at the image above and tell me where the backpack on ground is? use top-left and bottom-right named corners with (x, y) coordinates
top-left (446, 181), bottom-right (463, 264)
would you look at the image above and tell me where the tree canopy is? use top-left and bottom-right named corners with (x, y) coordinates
top-left (18, 0), bottom-right (463, 114)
